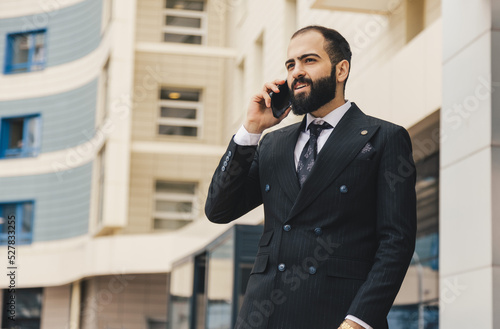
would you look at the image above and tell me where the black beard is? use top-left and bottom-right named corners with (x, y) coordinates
top-left (290, 68), bottom-right (337, 116)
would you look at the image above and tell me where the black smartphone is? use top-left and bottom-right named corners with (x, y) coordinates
top-left (270, 81), bottom-right (291, 118)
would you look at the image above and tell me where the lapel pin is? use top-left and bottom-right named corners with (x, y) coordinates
top-left (361, 130), bottom-right (368, 135)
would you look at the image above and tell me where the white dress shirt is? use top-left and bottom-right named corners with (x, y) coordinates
top-left (233, 100), bottom-right (373, 329)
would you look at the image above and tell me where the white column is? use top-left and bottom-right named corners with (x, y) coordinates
top-left (102, 0), bottom-right (137, 228)
top-left (440, 0), bottom-right (500, 327)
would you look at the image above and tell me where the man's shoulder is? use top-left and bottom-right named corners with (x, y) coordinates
top-left (364, 114), bottom-right (406, 132)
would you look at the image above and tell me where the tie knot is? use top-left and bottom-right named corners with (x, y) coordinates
top-left (308, 122), bottom-right (332, 138)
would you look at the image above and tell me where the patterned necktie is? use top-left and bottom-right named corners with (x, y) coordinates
top-left (296, 122), bottom-right (333, 187)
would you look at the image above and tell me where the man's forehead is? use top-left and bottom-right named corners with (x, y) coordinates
top-left (287, 30), bottom-right (326, 59)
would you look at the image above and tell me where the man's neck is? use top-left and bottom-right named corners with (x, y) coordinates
top-left (310, 96), bottom-right (346, 118)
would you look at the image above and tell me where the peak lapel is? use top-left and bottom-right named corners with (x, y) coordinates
top-left (287, 104), bottom-right (380, 221)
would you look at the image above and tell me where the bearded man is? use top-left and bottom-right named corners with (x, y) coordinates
top-left (205, 25), bottom-right (417, 329)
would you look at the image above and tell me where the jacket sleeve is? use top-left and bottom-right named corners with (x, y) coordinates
top-left (204, 136), bottom-right (265, 224)
top-left (347, 126), bottom-right (417, 328)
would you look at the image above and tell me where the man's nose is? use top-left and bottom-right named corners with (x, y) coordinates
top-left (291, 65), bottom-right (305, 81)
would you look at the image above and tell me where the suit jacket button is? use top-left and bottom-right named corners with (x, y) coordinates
top-left (221, 166), bottom-right (226, 172)
top-left (314, 227), bottom-right (322, 236)
top-left (265, 184), bottom-right (271, 192)
top-left (225, 156), bottom-right (230, 161)
top-left (228, 151), bottom-right (232, 156)
top-left (223, 161), bottom-right (228, 166)
top-left (278, 263), bottom-right (286, 272)
top-left (309, 266), bottom-right (317, 275)
top-left (340, 185), bottom-right (348, 193)
top-left (283, 224), bottom-right (291, 232)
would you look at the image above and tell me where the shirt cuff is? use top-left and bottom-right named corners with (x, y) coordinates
top-left (345, 315), bottom-right (373, 329)
top-left (234, 125), bottom-right (262, 146)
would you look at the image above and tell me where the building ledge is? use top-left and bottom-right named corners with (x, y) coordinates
top-left (131, 141), bottom-right (227, 156)
top-left (311, 0), bottom-right (401, 14)
top-left (0, 206), bottom-right (263, 288)
top-left (136, 42), bottom-right (237, 58)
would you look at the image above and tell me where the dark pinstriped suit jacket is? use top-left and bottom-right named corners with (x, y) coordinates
top-left (205, 103), bottom-right (417, 329)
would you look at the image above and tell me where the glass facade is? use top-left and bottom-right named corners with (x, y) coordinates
top-left (168, 225), bottom-right (263, 329)
top-left (206, 238), bottom-right (234, 329)
top-left (1, 288), bottom-right (43, 329)
top-left (389, 120), bottom-right (440, 328)
top-left (169, 261), bottom-right (194, 329)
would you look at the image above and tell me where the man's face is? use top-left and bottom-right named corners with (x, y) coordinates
top-left (285, 31), bottom-right (337, 115)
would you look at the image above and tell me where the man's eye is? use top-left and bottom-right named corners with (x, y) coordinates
top-left (287, 64), bottom-right (294, 70)
top-left (305, 58), bottom-right (315, 63)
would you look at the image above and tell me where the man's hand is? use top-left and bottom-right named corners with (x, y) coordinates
top-left (244, 79), bottom-right (291, 134)
top-left (338, 319), bottom-right (364, 329)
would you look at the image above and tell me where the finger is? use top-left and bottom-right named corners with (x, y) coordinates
top-left (274, 79), bottom-right (286, 86)
top-left (261, 91), bottom-right (272, 108)
top-left (264, 82), bottom-right (280, 93)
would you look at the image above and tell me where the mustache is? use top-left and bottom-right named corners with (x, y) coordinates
top-left (292, 77), bottom-right (313, 90)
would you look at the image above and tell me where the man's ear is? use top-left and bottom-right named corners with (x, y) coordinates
top-left (336, 60), bottom-right (349, 84)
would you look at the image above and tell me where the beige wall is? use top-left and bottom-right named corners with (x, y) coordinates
top-left (136, 0), bottom-right (162, 42)
top-left (132, 52), bottom-right (227, 145)
top-left (80, 274), bottom-right (168, 329)
top-left (126, 152), bottom-right (219, 234)
top-left (40, 285), bottom-right (72, 329)
top-left (224, 0), bottom-right (441, 133)
top-left (136, 0), bottom-right (227, 46)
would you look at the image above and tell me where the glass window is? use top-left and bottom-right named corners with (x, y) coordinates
top-left (206, 238), bottom-right (234, 329)
top-left (166, 16), bottom-right (202, 28)
top-left (158, 88), bottom-right (202, 138)
top-left (169, 261), bottom-right (194, 329)
top-left (388, 304), bottom-right (438, 329)
top-left (166, 0), bottom-right (205, 11)
top-left (154, 181), bottom-right (198, 231)
top-left (0, 201), bottom-right (34, 245)
top-left (0, 114), bottom-right (42, 159)
top-left (164, 0), bottom-right (206, 45)
top-left (390, 138), bottom-right (439, 328)
top-left (147, 318), bottom-right (168, 329)
top-left (5, 30), bottom-right (46, 74)
top-left (2, 288), bottom-right (42, 329)
top-left (194, 254), bottom-right (207, 329)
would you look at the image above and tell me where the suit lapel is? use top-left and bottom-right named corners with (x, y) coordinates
top-left (271, 120), bottom-right (304, 203)
top-left (286, 104), bottom-right (380, 221)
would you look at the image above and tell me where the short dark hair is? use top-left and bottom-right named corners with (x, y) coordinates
top-left (292, 25), bottom-right (352, 89)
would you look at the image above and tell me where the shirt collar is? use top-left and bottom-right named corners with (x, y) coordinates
top-left (305, 100), bottom-right (352, 131)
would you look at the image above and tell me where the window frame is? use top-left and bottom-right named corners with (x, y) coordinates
top-left (0, 113), bottom-right (42, 159)
top-left (153, 180), bottom-right (198, 231)
top-left (163, 0), bottom-right (207, 45)
top-left (4, 29), bottom-right (47, 74)
top-left (158, 87), bottom-right (203, 138)
top-left (0, 200), bottom-right (35, 246)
